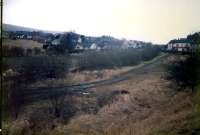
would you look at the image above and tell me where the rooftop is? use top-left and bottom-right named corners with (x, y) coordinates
top-left (169, 38), bottom-right (191, 44)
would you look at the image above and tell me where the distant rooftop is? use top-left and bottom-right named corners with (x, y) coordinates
top-left (169, 38), bottom-right (191, 44)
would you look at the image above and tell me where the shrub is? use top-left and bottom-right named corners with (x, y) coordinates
top-left (2, 70), bottom-right (25, 119)
top-left (2, 45), bottom-right (25, 57)
top-left (2, 56), bottom-right (70, 119)
top-left (96, 91), bottom-right (116, 108)
top-left (33, 47), bottom-right (41, 55)
top-left (168, 54), bottom-right (200, 91)
top-left (46, 46), bottom-right (69, 55)
top-left (11, 46), bottom-right (25, 57)
top-left (16, 56), bottom-right (70, 83)
top-left (141, 46), bottom-right (160, 61)
top-left (26, 48), bottom-right (33, 56)
top-left (78, 47), bottom-right (160, 70)
top-left (2, 45), bottom-right (10, 57)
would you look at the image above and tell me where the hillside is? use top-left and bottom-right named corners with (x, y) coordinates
top-left (3, 24), bottom-right (154, 50)
top-left (3, 39), bottom-right (43, 49)
top-left (3, 24), bottom-right (59, 33)
top-left (3, 24), bottom-right (40, 32)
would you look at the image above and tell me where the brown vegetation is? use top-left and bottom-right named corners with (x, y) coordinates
top-left (2, 54), bottom-right (194, 135)
top-left (3, 39), bottom-right (43, 49)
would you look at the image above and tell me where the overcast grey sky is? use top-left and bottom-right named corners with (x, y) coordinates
top-left (3, 0), bottom-right (200, 44)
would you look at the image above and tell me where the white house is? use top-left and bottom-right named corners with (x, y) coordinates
top-left (122, 40), bottom-right (141, 49)
top-left (128, 44), bottom-right (138, 48)
top-left (19, 35), bottom-right (25, 39)
top-left (90, 43), bottom-right (98, 50)
top-left (167, 39), bottom-right (192, 52)
top-left (27, 36), bottom-right (32, 40)
top-left (51, 39), bottom-right (61, 46)
top-left (78, 37), bottom-right (82, 43)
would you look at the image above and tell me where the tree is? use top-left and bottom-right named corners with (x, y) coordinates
top-left (48, 89), bottom-right (66, 118)
top-left (187, 32), bottom-right (200, 45)
top-left (47, 84), bottom-right (77, 122)
top-left (8, 46), bottom-right (25, 57)
top-left (26, 48), bottom-right (33, 56)
top-left (3, 56), bottom-right (70, 119)
top-left (9, 77), bottom-right (25, 118)
top-left (168, 32), bottom-right (200, 91)
top-left (168, 56), bottom-right (198, 91)
top-left (60, 33), bottom-right (79, 52)
top-left (33, 47), bottom-right (41, 55)
top-left (18, 56), bottom-right (69, 84)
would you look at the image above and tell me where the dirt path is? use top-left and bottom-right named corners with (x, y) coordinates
top-left (24, 53), bottom-right (169, 101)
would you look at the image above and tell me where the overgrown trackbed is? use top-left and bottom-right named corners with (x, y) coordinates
top-left (24, 53), bottom-right (169, 102)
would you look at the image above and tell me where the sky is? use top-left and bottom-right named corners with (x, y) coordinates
top-left (3, 0), bottom-right (200, 44)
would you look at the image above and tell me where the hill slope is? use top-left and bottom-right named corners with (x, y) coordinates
top-left (3, 24), bottom-right (59, 33)
top-left (3, 24), bottom-right (40, 32)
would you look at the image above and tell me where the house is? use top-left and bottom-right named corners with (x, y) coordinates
top-left (126, 43), bottom-right (138, 49)
top-left (19, 35), bottom-right (25, 39)
top-left (78, 37), bottom-right (82, 43)
top-left (167, 39), bottom-right (192, 52)
top-left (43, 38), bottom-right (61, 49)
top-left (51, 39), bottom-right (61, 46)
top-left (27, 35), bottom-right (32, 40)
top-left (121, 40), bottom-right (129, 49)
top-left (75, 44), bottom-right (84, 50)
top-left (43, 39), bottom-right (53, 49)
top-left (122, 40), bottom-right (141, 49)
top-left (90, 43), bottom-right (97, 49)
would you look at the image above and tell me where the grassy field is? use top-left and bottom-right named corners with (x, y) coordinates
top-left (3, 39), bottom-right (43, 49)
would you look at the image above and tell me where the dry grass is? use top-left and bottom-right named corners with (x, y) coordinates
top-left (2, 54), bottom-right (194, 135)
top-left (67, 67), bottom-right (133, 84)
top-left (57, 55), bottom-right (194, 135)
top-left (32, 54), bottom-right (166, 86)
top-left (3, 39), bottom-right (43, 49)
top-left (59, 69), bottom-right (193, 135)
top-left (194, 85), bottom-right (200, 135)
top-left (30, 63), bottom-right (146, 87)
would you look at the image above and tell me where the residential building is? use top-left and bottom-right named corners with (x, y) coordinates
top-left (167, 39), bottom-right (192, 52)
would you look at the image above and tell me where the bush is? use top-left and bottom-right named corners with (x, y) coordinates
top-left (2, 70), bottom-right (25, 119)
top-left (2, 56), bottom-right (70, 119)
top-left (33, 47), bottom-right (41, 55)
top-left (46, 46), bottom-right (69, 55)
top-left (26, 48), bottom-right (33, 56)
top-left (16, 56), bottom-right (70, 83)
top-left (78, 47), bottom-right (160, 70)
top-left (168, 54), bottom-right (200, 91)
top-left (96, 91), bottom-right (117, 108)
top-left (141, 46), bottom-right (160, 61)
top-left (2, 45), bottom-right (10, 57)
top-left (2, 45), bottom-right (25, 57)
